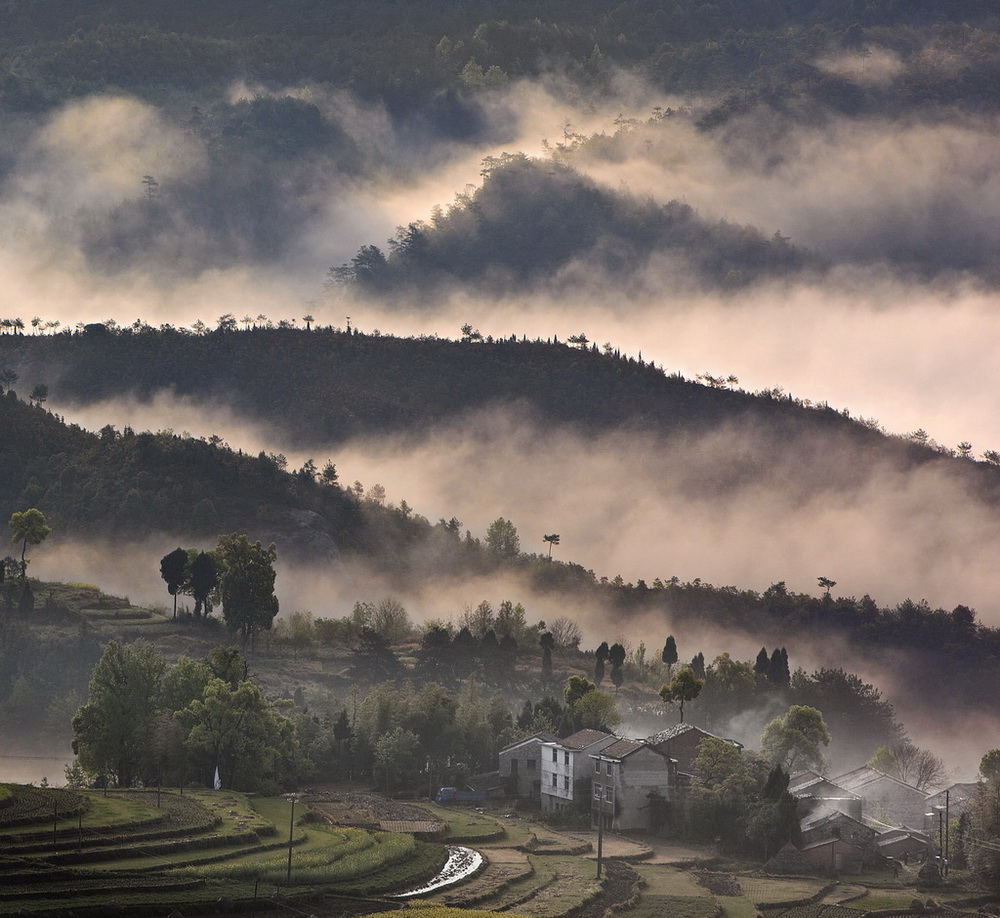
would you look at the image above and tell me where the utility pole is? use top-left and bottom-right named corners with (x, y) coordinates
top-left (596, 787), bottom-right (604, 879)
top-left (286, 795), bottom-right (297, 883)
top-left (945, 789), bottom-right (950, 877)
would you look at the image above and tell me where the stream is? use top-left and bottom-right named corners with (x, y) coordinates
top-left (391, 845), bottom-right (484, 898)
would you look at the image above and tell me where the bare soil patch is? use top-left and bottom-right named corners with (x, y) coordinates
top-left (311, 792), bottom-right (444, 833)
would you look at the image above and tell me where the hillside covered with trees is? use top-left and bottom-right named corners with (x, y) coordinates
top-left (5, 327), bottom-right (1000, 739)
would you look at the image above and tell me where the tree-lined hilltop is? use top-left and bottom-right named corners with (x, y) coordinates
top-left (331, 155), bottom-right (818, 296)
top-left (2, 322), bottom-right (987, 460)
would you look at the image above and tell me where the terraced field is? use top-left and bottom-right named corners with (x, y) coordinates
top-left (3, 785), bottom-right (992, 918)
top-left (0, 783), bottom-right (446, 915)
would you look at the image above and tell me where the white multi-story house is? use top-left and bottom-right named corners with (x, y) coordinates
top-left (591, 738), bottom-right (675, 831)
top-left (540, 729), bottom-right (617, 814)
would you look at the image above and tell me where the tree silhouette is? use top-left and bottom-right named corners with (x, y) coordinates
top-left (217, 534), bottom-right (279, 648)
top-left (486, 517), bottom-right (520, 558)
top-left (595, 641), bottom-right (610, 684)
top-left (767, 647), bottom-right (790, 687)
top-left (662, 635), bottom-right (678, 675)
top-left (543, 533), bottom-right (560, 558)
top-left (159, 547), bottom-right (189, 619)
top-left (540, 631), bottom-right (554, 683)
top-left (659, 668), bottom-right (703, 722)
top-left (608, 642), bottom-right (626, 693)
top-left (8, 508), bottom-right (50, 580)
top-left (188, 551), bottom-right (218, 618)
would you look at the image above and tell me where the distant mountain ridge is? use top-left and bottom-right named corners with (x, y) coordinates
top-left (0, 325), bottom-right (906, 446)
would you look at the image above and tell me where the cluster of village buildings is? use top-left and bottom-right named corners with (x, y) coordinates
top-left (477, 724), bottom-right (975, 875)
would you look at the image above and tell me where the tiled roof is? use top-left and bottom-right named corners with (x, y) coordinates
top-left (800, 805), bottom-right (867, 832)
top-left (500, 731), bottom-right (558, 753)
top-left (926, 782), bottom-right (979, 803)
top-left (559, 729), bottom-right (614, 750)
top-left (646, 723), bottom-right (710, 744)
top-left (789, 776), bottom-right (858, 800)
top-left (789, 770), bottom-right (824, 789)
top-left (598, 738), bottom-right (647, 759)
top-left (802, 837), bottom-right (861, 852)
top-left (832, 766), bottom-right (924, 795)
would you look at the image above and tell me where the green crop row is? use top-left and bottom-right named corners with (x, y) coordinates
top-left (0, 785), bottom-right (88, 828)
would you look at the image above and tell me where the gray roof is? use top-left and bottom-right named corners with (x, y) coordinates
top-left (926, 782), bottom-right (979, 804)
top-left (597, 738), bottom-right (660, 760)
top-left (555, 729), bottom-right (615, 750)
top-left (800, 805), bottom-right (869, 833)
top-left (832, 765), bottom-right (925, 796)
top-left (647, 723), bottom-right (714, 744)
top-left (500, 731), bottom-right (558, 753)
top-left (790, 776), bottom-right (859, 800)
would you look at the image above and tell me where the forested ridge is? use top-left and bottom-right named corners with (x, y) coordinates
top-left (0, 325), bottom-right (941, 447)
top-left (8, 326), bottom-right (1000, 531)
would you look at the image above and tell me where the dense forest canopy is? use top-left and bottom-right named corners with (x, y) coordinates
top-left (0, 0), bottom-right (997, 118)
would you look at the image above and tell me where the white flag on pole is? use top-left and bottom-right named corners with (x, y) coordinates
top-left (213, 766), bottom-right (222, 790)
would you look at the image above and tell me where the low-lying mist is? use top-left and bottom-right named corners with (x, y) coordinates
top-left (54, 395), bottom-right (1000, 622)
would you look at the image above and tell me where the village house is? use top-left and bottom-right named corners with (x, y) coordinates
top-left (831, 766), bottom-right (928, 829)
top-left (790, 773), bottom-right (863, 821)
top-left (498, 731), bottom-right (558, 799)
top-left (540, 729), bottom-right (617, 814)
top-left (800, 837), bottom-right (864, 874)
top-left (590, 738), bottom-right (675, 831)
top-left (646, 723), bottom-right (741, 773)
top-left (925, 782), bottom-right (979, 818)
top-left (875, 827), bottom-right (936, 863)
top-left (800, 806), bottom-right (879, 865)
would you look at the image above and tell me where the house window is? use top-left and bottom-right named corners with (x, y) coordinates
top-left (564, 776), bottom-right (569, 790)
top-left (594, 783), bottom-right (602, 799)
top-left (552, 774), bottom-right (557, 786)
top-left (552, 749), bottom-right (558, 762)
top-left (606, 762), bottom-right (612, 775)
top-left (605, 786), bottom-right (613, 802)
top-left (595, 760), bottom-right (601, 773)
top-left (527, 759), bottom-right (536, 771)
top-left (564, 751), bottom-right (570, 765)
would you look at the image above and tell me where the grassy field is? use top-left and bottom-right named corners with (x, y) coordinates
top-left (718, 894), bottom-right (760, 918)
top-left (633, 863), bottom-right (712, 897)
top-left (422, 802), bottom-right (535, 846)
top-left (740, 875), bottom-right (828, 904)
